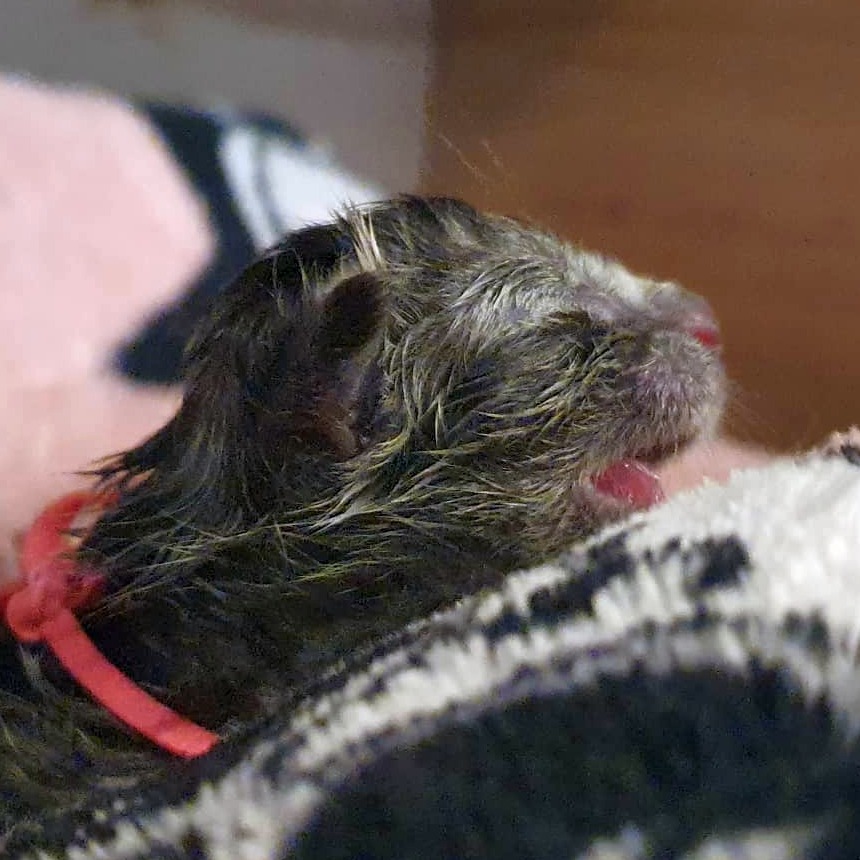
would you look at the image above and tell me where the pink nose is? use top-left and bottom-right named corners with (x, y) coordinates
top-left (689, 323), bottom-right (722, 351)
top-left (680, 301), bottom-right (722, 351)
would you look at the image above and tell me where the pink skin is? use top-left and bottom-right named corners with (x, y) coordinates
top-left (656, 438), bottom-right (773, 495)
top-left (592, 461), bottom-right (667, 509)
top-left (590, 437), bottom-right (773, 510)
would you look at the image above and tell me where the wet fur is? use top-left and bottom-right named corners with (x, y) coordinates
top-left (0, 196), bottom-right (725, 831)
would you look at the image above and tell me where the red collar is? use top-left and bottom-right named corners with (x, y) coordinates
top-left (1, 491), bottom-right (218, 758)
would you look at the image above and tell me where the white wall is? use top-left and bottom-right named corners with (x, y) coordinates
top-left (0, 0), bottom-right (432, 190)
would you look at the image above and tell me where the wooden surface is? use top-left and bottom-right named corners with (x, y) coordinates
top-left (91, 0), bottom-right (430, 41)
top-left (425, 1), bottom-right (860, 450)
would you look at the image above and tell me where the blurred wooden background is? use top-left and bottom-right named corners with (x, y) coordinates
top-left (424, 1), bottom-right (860, 450)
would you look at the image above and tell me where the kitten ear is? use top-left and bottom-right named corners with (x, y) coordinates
top-left (317, 272), bottom-right (386, 360)
top-left (110, 224), bottom-right (381, 479)
top-left (87, 227), bottom-right (386, 549)
top-left (233, 264), bottom-right (388, 461)
top-left (301, 272), bottom-right (388, 458)
top-left (181, 223), bottom-right (352, 381)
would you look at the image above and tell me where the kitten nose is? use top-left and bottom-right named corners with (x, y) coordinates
top-left (688, 317), bottom-right (722, 350)
top-left (649, 283), bottom-right (722, 351)
top-left (676, 294), bottom-right (721, 351)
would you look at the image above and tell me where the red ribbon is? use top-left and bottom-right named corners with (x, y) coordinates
top-left (1, 491), bottom-right (218, 758)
